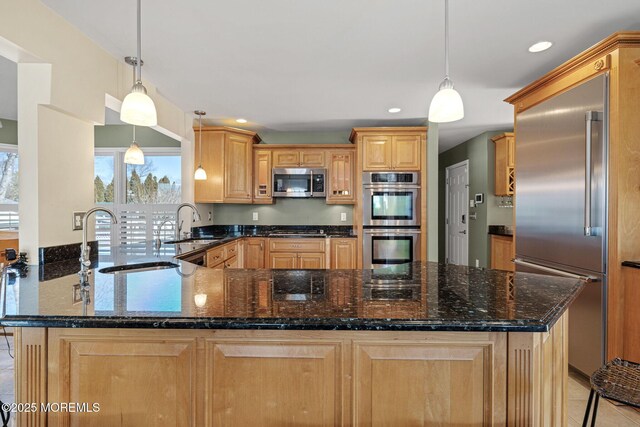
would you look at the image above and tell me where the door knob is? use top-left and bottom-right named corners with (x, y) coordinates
top-left (459, 230), bottom-right (467, 234)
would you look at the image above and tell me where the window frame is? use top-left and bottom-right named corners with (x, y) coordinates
top-left (0, 143), bottom-right (19, 230)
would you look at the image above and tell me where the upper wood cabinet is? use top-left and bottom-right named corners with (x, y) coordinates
top-left (253, 150), bottom-right (273, 204)
top-left (492, 132), bottom-right (515, 196)
top-left (351, 129), bottom-right (425, 171)
top-left (327, 150), bottom-right (355, 204)
top-left (194, 127), bottom-right (261, 204)
top-left (272, 149), bottom-right (325, 167)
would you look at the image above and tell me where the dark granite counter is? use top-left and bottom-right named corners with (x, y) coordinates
top-left (0, 241), bottom-right (585, 332)
top-left (488, 225), bottom-right (514, 236)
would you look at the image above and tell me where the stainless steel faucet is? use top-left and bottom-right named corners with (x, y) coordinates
top-left (79, 207), bottom-right (117, 288)
top-left (154, 217), bottom-right (173, 248)
top-left (176, 203), bottom-right (201, 240)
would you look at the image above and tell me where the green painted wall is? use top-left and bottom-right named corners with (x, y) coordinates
top-left (212, 130), bottom-right (355, 225)
top-left (438, 129), bottom-right (513, 267)
top-left (94, 124), bottom-right (180, 148)
top-left (0, 119), bottom-right (18, 145)
top-left (212, 198), bottom-right (352, 225)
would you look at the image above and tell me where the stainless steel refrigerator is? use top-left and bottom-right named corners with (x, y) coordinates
top-left (514, 73), bottom-right (608, 376)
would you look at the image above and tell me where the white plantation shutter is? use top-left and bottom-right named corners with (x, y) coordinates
top-left (96, 205), bottom-right (178, 249)
top-left (0, 209), bottom-right (19, 230)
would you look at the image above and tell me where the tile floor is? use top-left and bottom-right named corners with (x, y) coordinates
top-left (0, 334), bottom-right (638, 425)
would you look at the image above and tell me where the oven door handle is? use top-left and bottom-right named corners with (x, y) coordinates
top-left (363, 229), bottom-right (421, 234)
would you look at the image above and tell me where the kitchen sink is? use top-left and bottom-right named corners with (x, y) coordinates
top-left (98, 261), bottom-right (180, 274)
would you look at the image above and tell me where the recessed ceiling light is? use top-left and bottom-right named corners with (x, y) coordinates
top-left (388, 108), bottom-right (402, 113)
top-left (236, 118), bottom-right (248, 124)
top-left (528, 41), bottom-right (553, 53)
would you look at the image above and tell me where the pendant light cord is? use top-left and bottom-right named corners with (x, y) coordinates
top-left (444, 0), bottom-right (449, 80)
top-left (136, 0), bottom-right (142, 84)
top-left (198, 113), bottom-right (203, 166)
top-left (133, 124), bottom-right (136, 143)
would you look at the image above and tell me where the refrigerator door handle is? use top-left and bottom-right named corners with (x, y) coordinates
top-left (584, 111), bottom-right (603, 236)
top-left (514, 258), bottom-right (599, 282)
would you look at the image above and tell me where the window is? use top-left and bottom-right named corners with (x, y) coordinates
top-left (0, 145), bottom-right (19, 230)
top-left (95, 149), bottom-right (182, 251)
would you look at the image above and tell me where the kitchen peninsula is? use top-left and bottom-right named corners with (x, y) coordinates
top-left (1, 239), bottom-right (583, 426)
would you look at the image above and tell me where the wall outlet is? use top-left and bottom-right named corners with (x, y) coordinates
top-left (252, 212), bottom-right (259, 221)
top-left (340, 212), bottom-right (347, 222)
top-left (208, 211), bottom-right (212, 221)
top-left (469, 200), bottom-right (476, 208)
top-left (72, 211), bottom-right (85, 231)
top-left (475, 259), bottom-right (479, 268)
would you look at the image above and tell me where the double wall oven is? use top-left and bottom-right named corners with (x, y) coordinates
top-left (363, 172), bottom-right (421, 269)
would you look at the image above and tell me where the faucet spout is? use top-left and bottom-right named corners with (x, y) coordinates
top-left (175, 203), bottom-right (201, 240)
top-left (79, 207), bottom-right (117, 288)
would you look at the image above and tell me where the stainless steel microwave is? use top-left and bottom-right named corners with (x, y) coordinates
top-left (272, 168), bottom-right (326, 198)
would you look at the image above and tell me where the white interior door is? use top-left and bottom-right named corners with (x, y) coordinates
top-left (446, 161), bottom-right (469, 265)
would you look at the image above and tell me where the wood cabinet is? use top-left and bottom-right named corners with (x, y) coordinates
top-left (19, 316), bottom-right (568, 426)
top-left (490, 235), bottom-right (515, 272)
top-left (194, 127), bottom-right (261, 204)
top-left (620, 266), bottom-right (640, 362)
top-left (272, 149), bottom-right (325, 167)
top-left (492, 132), bottom-right (515, 196)
top-left (268, 238), bottom-right (326, 269)
top-left (327, 150), bottom-right (355, 204)
top-left (244, 237), bottom-right (266, 268)
top-left (330, 238), bottom-right (356, 269)
top-left (358, 133), bottom-right (421, 171)
top-left (207, 240), bottom-right (242, 269)
top-left (253, 150), bottom-right (273, 204)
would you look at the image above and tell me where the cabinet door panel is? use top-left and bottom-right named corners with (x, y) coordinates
top-left (253, 150), bottom-right (273, 203)
top-left (269, 253), bottom-right (298, 269)
top-left (490, 235), bottom-right (514, 271)
top-left (224, 133), bottom-right (252, 202)
top-left (392, 135), bottom-right (421, 170)
top-left (273, 151), bottom-right (300, 167)
top-left (330, 239), bottom-right (356, 269)
top-left (195, 131), bottom-right (224, 203)
top-left (244, 238), bottom-right (266, 269)
top-left (207, 340), bottom-right (342, 426)
top-left (298, 253), bottom-right (325, 269)
top-left (49, 333), bottom-right (196, 427)
top-left (327, 151), bottom-right (355, 204)
top-left (363, 135), bottom-right (392, 170)
top-left (299, 150), bottom-right (325, 167)
top-left (354, 341), bottom-right (501, 426)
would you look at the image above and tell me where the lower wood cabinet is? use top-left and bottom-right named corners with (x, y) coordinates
top-left (621, 266), bottom-right (640, 362)
top-left (207, 240), bottom-right (242, 269)
top-left (244, 237), bottom-right (266, 268)
top-left (19, 317), bottom-right (568, 426)
top-left (490, 235), bottom-right (515, 272)
top-left (330, 238), bottom-right (356, 269)
top-left (267, 238), bottom-right (326, 269)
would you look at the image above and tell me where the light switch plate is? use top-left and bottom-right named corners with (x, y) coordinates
top-left (73, 211), bottom-right (85, 230)
top-left (469, 200), bottom-right (475, 208)
top-left (252, 212), bottom-right (259, 221)
top-left (340, 212), bottom-right (347, 222)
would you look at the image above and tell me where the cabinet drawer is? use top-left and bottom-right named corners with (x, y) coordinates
top-left (224, 241), bottom-right (238, 259)
top-left (207, 246), bottom-right (225, 267)
top-left (269, 238), bottom-right (326, 253)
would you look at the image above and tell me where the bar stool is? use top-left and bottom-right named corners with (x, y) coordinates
top-left (0, 400), bottom-right (8, 427)
top-left (582, 358), bottom-right (640, 426)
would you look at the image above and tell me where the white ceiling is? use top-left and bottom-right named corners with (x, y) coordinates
top-left (31, 1), bottom-right (640, 150)
top-left (0, 55), bottom-right (17, 121)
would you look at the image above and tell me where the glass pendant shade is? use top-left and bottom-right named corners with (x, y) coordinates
top-left (428, 79), bottom-right (464, 123)
top-left (121, 83), bottom-right (157, 126)
top-left (194, 165), bottom-right (207, 180)
top-left (124, 141), bottom-right (145, 165)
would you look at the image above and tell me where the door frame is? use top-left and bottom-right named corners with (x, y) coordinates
top-left (445, 159), bottom-right (469, 265)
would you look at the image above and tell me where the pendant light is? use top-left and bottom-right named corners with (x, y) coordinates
top-left (123, 57), bottom-right (145, 165)
top-left (428, 0), bottom-right (464, 123)
top-left (194, 110), bottom-right (207, 180)
top-left (120, 0), bottom-right (157, 126)
top-left (124, 125), bottom-right (144, 165)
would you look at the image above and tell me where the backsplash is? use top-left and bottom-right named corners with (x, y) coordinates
top-left (192, 225), bottom-right (354, 238)
top-left (39, 241), bottom-right (98, 265)
top-left (209, 198), bottom-right (353, 225)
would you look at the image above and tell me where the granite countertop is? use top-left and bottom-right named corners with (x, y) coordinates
top-left (0, 242), bottom-right (585, 332)
top-left (488, 225), bottom-right (514, 237)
